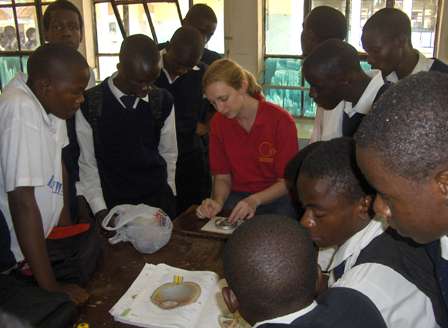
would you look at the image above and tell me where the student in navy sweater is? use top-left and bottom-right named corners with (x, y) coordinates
top-left (77, 35), bottom-right (178, 219)
top-left (355, 72), bottom-right (448, 320)
top-left (155, 26), bottom-right (212, 215)
top-left (362, 8), bottom-right (448, 82)
top-left (303, 39), bottom-right (388, 138)
top-left (222, 214), bottom-right (387, 328)
top-left (299, 137), bottom-right (446, 327)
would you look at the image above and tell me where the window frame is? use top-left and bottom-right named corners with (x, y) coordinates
top-left (262, 0), bottom-right (442, 118)
top-left (0, 0), bottom-right (54, 86)
top-left (92, 0), bottom-right (189, 80)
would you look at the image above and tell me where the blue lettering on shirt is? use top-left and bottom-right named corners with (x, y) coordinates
top-left (47, 175), bottom-right (63, 196)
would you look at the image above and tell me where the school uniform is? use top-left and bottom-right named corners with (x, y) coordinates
top-left (329, 219), bottom-right (446, 328)
top-left (0, 73), bottom-right (67, 262)
top-left (155, 49), bottom-right (212, 215)
top-left (341, 70), bottom-right (389, 137)
top-left (0, 210), bottom-right (15, 273)
top-left (386, 51), bottom-right (448, 82)
top-left (76, 73), bottom-right (178, 219)
top-left (62, 68), bottom-right (96, 222)
top-left (425, 236), bottom-right (448, 323)
top-left (254, 287), bottom-right (387, 328)
top-left (0, 208), bottom-right (77, 327)
top-left (209, 95), bottom-right (298, 218)
top-left (201, 48), bottom-right (222, 65)
top-left (158, 41), bottom-right (222, 65)
top-left (309, 69), bottom-right (386, 142)
top-left (309, 104), bottom-right (344, 143)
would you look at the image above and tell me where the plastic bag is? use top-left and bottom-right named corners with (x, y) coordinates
top-left (101, 204), bottom-right (172, 254)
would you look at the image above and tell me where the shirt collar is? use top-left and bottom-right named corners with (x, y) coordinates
top-left (328, 219), bottom-right (386, 273)
top-left (11, 72), bottom-right (59, 130)
top-left (252, 301), bottom-right (318, 327)
top-left (252, 95), bottom-right (269, 127)
top-left (411, 51), bottom-right (434, 75)
top-left (440, 236), bottom-right (448, 260)
top-left (108, 72), bottom-right (148, 109)
top-left (159, 48), bottom-right (200, 85)
top-left (228, 95), bottom-right (266, 131)
top-left (386, 51), bottom-right (434, 83)
top-left (343, 69), bottom-right (384, 118)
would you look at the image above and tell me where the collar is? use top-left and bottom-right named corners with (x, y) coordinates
top-left (343, 69), bottom-right (384, 118)
top-left (11, 72), bottom-right (59, 131)
top-left (107, 72), bottom-right (148, 109)
top-left (252, 94), bottom-right (269, 127)
top-left (328, 219), bottom-right (386, 274)
top-left (440, 236), bottom-right (448, 261)
top-left (227, 94), bottom-right (266, 131)
top-left (386, 51), bottom-right (434, 82)
top-left (253, 301), bottom-right (318, 327)
top-left (159, 49), bottom-right (200, 85)
top-left (410, 51), bottom-right (434, 75)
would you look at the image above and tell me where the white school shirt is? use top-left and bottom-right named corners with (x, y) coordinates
top-left (252, 301), bottom-right (318, 327)
top-left (330, 219), bottom-right (439, 328)
top-left (309, 104), bottom-right (344, 143)
top-left (309, 69), bottom-right (384, 142)
top-left (76, 72), bottom-right (178, 214)
top-left (386, 51), bottom-right (434, 82)
top-left (441, 236), bottom-right (448, 260)
top-left (0, 73), bottom-right (68, 262)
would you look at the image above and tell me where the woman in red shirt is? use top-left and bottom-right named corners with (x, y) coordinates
top-left (196, 59), bottom-right (299, 222)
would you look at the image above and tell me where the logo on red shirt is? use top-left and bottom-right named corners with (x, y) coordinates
top-left (258, 141), bottom-right (276, 163)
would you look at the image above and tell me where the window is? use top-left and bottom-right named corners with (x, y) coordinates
top-left (263, 0), bottom-right (440, 118)
top-left (93, 0), bottom-right (224, 80)
top-left (395, 0), bottom-right (438, 57)
top-left (0, 0), bottom-right (55, 89)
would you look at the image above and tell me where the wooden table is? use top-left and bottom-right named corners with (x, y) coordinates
top-left (78, 207), bottom-right (227, 327)
top-left (173, 205), bottom-right (232, 240)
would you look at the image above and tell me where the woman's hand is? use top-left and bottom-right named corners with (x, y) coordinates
top-left (196, 198), bottom-right (223, 219)
top-left (228, 195), bottom-right (261, 223)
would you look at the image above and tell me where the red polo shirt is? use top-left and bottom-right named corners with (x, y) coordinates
top-left (209, 97), bottom-right (299, 193)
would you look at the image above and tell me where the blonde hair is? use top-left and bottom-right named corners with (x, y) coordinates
top-left (203, 58), bottom-right (262, 97)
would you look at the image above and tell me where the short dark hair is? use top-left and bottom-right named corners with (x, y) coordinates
top-left (223, 215), bottom-right (317, 320)
top-left (184, 4), bottom-right (217, 24)
top-left (43, 0), bottom-right (83, 36)
top-left (363, 8), bottom-right (411, 40)
top-left (285, 142), bottom-right (323, 215)
top-left (303, 39), bottom-right (362, 79)
top-left (300, 138), bottom-right (374, 200)
top-left (355, 71), bottom-right (448, 181)
top-left (306, 6), bottom-right (347, 41)
top-left (169, 26), bottom-right (204, 54)
top-left (119, 34), bottom-right (160, 68)
top-left (27, 43), bottom-right (88, 82)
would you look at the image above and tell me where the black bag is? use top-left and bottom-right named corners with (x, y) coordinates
top-left (46, 222), bottom-right (105, 285)
top-left (0, 273), bottom-right (77, 328)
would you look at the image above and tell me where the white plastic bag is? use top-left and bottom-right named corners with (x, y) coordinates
top-left (101, 204), bottom-right (173, 254)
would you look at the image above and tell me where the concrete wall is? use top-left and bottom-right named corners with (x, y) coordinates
top-left (224, 0), bottom-right (264, 78)
top-left (71, 0), bottom-right (95, 68)
top-left (436, 0), bottom-right (448, 62)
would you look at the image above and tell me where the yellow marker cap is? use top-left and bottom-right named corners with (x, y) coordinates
top-left (76, 323), bottom-right (89, 328)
